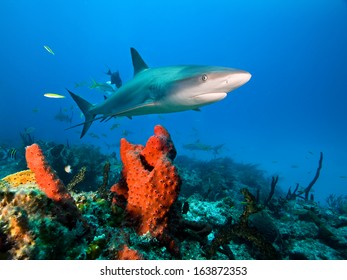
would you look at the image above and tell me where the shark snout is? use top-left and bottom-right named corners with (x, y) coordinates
top-left (225, 70), bottom-right (251, 91)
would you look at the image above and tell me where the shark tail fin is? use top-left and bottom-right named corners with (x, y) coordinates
top-left (90, 79), bottom-right (98, 89)
top-left (66, 89), bottom-right (96, 138)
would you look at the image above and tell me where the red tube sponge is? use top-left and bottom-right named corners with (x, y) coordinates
top-left (117, 245), bottom-right (143, 260)
top-left (25, 143), bottom-right (81, 227)
top-left (111, 125), bottom-right (181, 239)
top-left (25, 143), bottom-right (72, 203)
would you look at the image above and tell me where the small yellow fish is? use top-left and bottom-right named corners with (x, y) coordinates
top-left (44, 93), bottom-right (65, 99)
top-left (44, 45), bottom-right (55, 55)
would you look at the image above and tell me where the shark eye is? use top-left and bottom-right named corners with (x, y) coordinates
top-left (201, 74), bottom-right (208, 82)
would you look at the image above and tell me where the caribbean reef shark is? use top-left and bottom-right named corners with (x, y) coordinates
top-left (67, 48), bottom-right (251, 138)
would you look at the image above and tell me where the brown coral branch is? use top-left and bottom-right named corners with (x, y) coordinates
top-left (264, 175), bottom-right (279, 207)
top-left (97, 161), bottom-right (110, 198)
top-left (66, 166), bottom-right (86, 192)
top-left (304, 152), bottom-right (323, 201)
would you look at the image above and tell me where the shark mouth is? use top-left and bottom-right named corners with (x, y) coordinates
top-left (191, 92), bottom-right (227, 103)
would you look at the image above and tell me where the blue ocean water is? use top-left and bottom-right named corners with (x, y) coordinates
top-left (1, 0), bottom-right (346, 202)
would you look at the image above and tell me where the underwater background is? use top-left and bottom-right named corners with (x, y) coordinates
top-left (0, 0), bottom-right (347, 260)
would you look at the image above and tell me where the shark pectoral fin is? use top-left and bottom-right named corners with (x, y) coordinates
top-left (192, 108), bottom-right (201, 112)
top-left (131, 48), bottom-right (149, 75)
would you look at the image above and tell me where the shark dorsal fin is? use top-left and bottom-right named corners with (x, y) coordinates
top-left (130, 48), bottom-right (149, 76)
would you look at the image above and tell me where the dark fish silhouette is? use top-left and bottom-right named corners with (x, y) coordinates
top-left (106, 68), bottom-right (122, 88)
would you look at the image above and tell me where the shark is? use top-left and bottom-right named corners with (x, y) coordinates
top-left (54, 107), bottom-right (73, 124)
top-left (67, 48), bottom-right (251, 138)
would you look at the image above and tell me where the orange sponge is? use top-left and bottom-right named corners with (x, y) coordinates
top-left (111, 125), bottom-right (181, 239)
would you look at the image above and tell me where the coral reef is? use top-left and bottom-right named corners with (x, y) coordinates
top-left (176, 156), bottom-right (272, 202)
top-left (0, 126), bottom-right (346, 260)
top-left (204, 188), bottom-right (279, 260)
top-left (326, 194), bottom-right (347, 215)
top-left (0, 181), bottom-right (86, 259)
